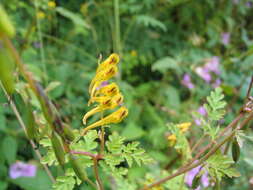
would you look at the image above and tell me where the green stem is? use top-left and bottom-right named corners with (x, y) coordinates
top-left (34, 0), bottom-right (47, 84)
top-left (114, 0), bottom-right (121, 55)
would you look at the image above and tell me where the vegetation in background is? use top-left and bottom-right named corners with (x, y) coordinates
top-left (1, 0), bottom-right (253, 189)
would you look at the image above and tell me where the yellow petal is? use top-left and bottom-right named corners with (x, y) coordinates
top-left (89, 66), bottom-right (118, 95)
top-left (168, 134), bottom-right (177, 146)
top-left (96, 53), bottom-right (120, 73)
top-left (168, 134), bottom-right (177, 141)
top-left (81, 106), bottom-right (128, 136)
top-left (95, 82), bottom-right (119, 96)
top-left (83, 94), bottom-right (124, 124)
top-left (178, 122), bottom-right (191, 133)
top-left (82, 107), bottom-right (100, 125)
top-left (88, 96), bottom-right (111, 106)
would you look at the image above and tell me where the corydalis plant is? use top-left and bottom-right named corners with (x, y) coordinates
top-left (50, 54), bottom-right (151, 190)
top-left (81, 53), bottom-right (128, 135)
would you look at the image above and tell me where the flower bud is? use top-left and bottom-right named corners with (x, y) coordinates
top-left (0, 43), bottom-right (15, 94)
top-left (62, 123), bottom-right (75, 142)
top-left (51, 132), bottom-right (66, 165)
top-left (69, 154), bottom-right (87, 181)
top-left (232, 138), bottom-right (240, 163)
top-left (24, 102), bottom-right (37, 140)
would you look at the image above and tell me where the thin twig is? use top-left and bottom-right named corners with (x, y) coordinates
top-left (0, 83), bottom-right (56, 183)
top-left (190, 134), bottom-right (208, 153)
top-left (179, 113), bottom-right (243, 172)
top-left (246, 76), bottom-right (253, 99)
top-left (70, 150), bottom-right (103, 160)
top-left (140, 110), bottom-right (253, 189)
top-left (93, 158), bottom-right (104, 190)
top-left (140, 110), bottom-right (249, 189)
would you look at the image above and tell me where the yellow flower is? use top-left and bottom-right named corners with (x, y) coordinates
top-left (168, 134), bottom-right (177, 142)
top-left (130, 50), bottom-right (137, 57)
top-left (48, 1), bottom-right (56, 8)
top-left (96, 53), bottom-right (120, 73)
top-left (88, 83), bottom-right (119, 106)
top-left (81, 106), bottom-right (128, 136)
top-left (168, 134), bottom-right (177, 146)
top-left (37, 11), bottom-right (45, 19)
top-left (95, 82), bottom-right (119, 97)
top-left (89, 65), bottom-right (118, 97)
top-left (82, 93), bottom-right (124, 124)
top-left (177, 122), bottom-right (191, 133)
top-left (81, 53), bottom-right (127, 136)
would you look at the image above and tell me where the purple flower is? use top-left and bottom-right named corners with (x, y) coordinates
top-left (246, 1), bottom-right (253, 7)
top-left (182, 74), bottom-right (195, 89)
top-left (9, 162), bottom-right (37, 179)
top-left (195, 106), bottom-right (207, 126)
top-left (185, 164), bottom-right (209, 189)
top-left (221, 32), bottom-right (230, 45)
top-left (212, 79), bottom-right (222, 88)
top-left (195, 67), bottom-right (212, 82)
top-left (205, 56), bottom-right (220, 75)
top-left (198, 106), bottom-right (206, 116)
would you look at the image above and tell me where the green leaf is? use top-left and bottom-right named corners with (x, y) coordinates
top-left (0, 106), bottom-right (6, 131)
top-left (41, 149), bottom-right (58, 166)
top-left (106, 132), bottom-right (125, 154)
top-left (164, 173), bottom-right (187, 190)
top-left (198, 88), bottom-right (227, 139)
top-left (11, 169), bottom-right (52, 190)
top-left (136, 15), bottom-right (167, 32)
top-left (204, 87), bottom-right (226, 121)
top-left (152, 57), bottom-right (180, 73)
top-left (121, 122), bottom-right (145, 140)
top-left (45, 81), bottom-right (61, 93)
top-left (2, 136), bottom-right (17, 164)
top-left (56, 7), bottom-right (90, 29)
top-left (52, 169), bottom-right (77, 190)
top-left (0, 181), bottom-right (8, 190)
top-left (206, 152), bottom-right (240, 181)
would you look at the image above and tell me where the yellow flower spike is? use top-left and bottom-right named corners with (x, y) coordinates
top-left (83, 93), bottom-right (124, 124)
top-left (90, 66), bottom-right (118, 97)
top-left (177, 122), bottom-right (192, 133)
top-left (81, 106), bottom-right (128, 136)
top-left (96, 53), bottom-right (120, 73)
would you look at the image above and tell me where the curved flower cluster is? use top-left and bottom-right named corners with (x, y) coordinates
top-left (81, 53), bottom-right (128, 136)
top-left (167, 122), bottom-right (192, 146)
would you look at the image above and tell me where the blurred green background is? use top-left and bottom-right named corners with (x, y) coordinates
top-left (1, 0), bottom-right (253, 189)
